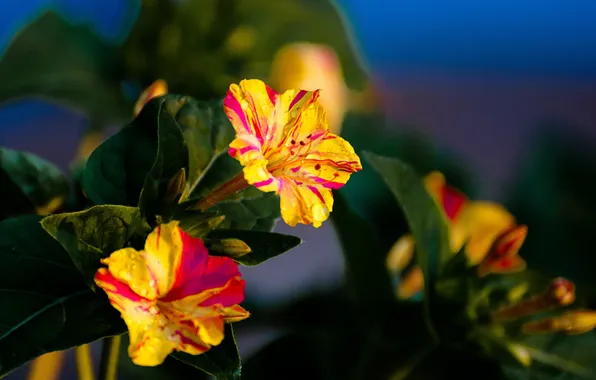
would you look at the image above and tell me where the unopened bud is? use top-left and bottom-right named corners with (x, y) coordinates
top-left (386, 234), bottom-right (415, 274)
top-left (522, 310), bottom-right (596, 335)
top-left (209, 238), bottom-right (252, 258)
top-left (397, 266), bottom-right (424, 300)
top-left (492, 277), bottom-right (576, 322)
top-left (164, 168), bottom-right (187, 203)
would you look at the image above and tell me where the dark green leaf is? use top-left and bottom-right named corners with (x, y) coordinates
top-left (0, 11), bottom-right (129, 124)
top-left (174, 99), bottom-right (235, 203)
top-left (138, 96), bottom-right (188, 222)
top-left (206, 229), bottom-right (301, 266)
top-left (172, 325), bottom-right (241, 380)
top-left (0, 147), bottom-right (69, 220)
top-left (41, 205), bottom-right (147, 285)
top-left (0, 215), bottom-right (124, 377)
top-left (363, 152), bottom-right (452, 339)
top-left (331, 191), bottom-right (394, 308)
top-left (82, 97), bottom-right (166, 206)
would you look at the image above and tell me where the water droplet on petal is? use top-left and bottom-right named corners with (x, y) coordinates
top-left (311, 203), bottom-right (330, 223)
top-left (241, 99), bottom-right (249, 109)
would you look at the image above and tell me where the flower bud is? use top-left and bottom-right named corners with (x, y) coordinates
top-left (208, 238), bottom-right (252, 258)
top-left (522, 310), bottom-right (596, 335)
top-left (492, 277), bottom-right (576, 322)
top-left (164, 168), bottom-right (187, 204)
top-left (477, 225), bottom-right (527, 278)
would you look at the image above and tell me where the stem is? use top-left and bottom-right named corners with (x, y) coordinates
top-left (192, 174), bottom-right (249, 211)
top-left (75, 345), bottom-right (95, 380)
top-left (98, 336), bottom-right (121, 380)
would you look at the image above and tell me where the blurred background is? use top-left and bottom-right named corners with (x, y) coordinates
top-left (2, 0), bottom-right (596, 378)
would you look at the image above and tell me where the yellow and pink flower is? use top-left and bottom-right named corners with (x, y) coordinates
top-left (95, 221), bottom-right (249, 366)
top-left (221, 79), bottom-right (362, 228)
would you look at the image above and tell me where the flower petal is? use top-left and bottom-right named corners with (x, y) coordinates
top-left (424, 171), bottom-right (468, 221)
top-left (99, 248), bottom-right (160, 300)
top-left (242, 158), bottom-right (281, 193)
top-left (127, 320), bottom-right (178, 366)
top-left (223, 304), bottom-right (251, 322)
top-left (197, 316), bottom-right (225, 346)
top-left (142, 221), bottom-right (185, 297)
top-left (277, 132), bottom-right (362, 190)
top-left (161, 229), bottom-right (242, 302)
top-left (278, 180), bottom-right (333, 228)
top-left (224, 79), bottom-right (277, 147)
top-left (133, 79), bottom-right (168, 117)
top-left (454, 201), bottom-right (516, 264)
top-left (386, 234), bottom-right (415, 273)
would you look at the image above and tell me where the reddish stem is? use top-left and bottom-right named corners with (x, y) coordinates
top-left (193, 174), bottom-right (249, 211)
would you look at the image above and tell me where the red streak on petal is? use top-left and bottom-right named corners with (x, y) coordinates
top-left (441, 185), bottom-right (466, 220)
top-left (266, 85), bottom-right (278, 104)
top-left (290, 166), bottom-right (301, 173)
top-left (239, 145), bottom-right (259, 155)
top-left (307, 185), bottom-right (325, 202)
top-left (253, 177), bottom-right (274, 188)
top-left (224, 92), bottom-right (252, 135)
top-left (289, 90), bottom-right (308, 110)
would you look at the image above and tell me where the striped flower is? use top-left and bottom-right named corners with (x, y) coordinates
top-left (95, 221), bottom-right (249, 366)
top-left (223, 79), bottom-right (362, 228)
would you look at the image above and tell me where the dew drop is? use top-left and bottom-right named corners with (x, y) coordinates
top-left (311, 203), bottom-right (330, 222)
top-left (240, 99), bottom-right (249, 109)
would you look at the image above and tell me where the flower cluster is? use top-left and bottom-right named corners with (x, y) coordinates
top-left (387, 171), bottom-right (527, 299)
top-left (96, 78), bottom-right (362, 366)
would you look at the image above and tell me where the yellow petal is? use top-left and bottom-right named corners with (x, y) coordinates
top-left (397, 266), bottom-right (424, 299)
top-left (197, 317), bottom-right (225, 346)
top-left (133, 79), bottom-right (168, 117)
top-left (455, 201), bottom-right (515, 264)
top-left (386, 235), bottom-right (415, 273)
top-left (101, 248), bottom-right (160, 300)
top-left (279, 181), bottom-right (333, 228)
top-left (142, 221), bottom-right (184, 297)
top-left (127, 317), bottom-right (177, 367)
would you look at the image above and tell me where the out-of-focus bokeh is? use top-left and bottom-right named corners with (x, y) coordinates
top-left (2, 1), bottom-right (596, 378)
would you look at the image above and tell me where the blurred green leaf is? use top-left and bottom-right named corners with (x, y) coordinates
top-left (206, 229), bottom-right (301, 265)
top-left (364, 152), bottom-right (452, 339)
top-left (0, 147), bottom-right (69, 220)
top-left (172, 325), bottom-right (241, 380)
top-left (0, 11), bottom-right (129, 123)
top-left (0, 215), bottom-right (124, 377)
top-left (506, 127), bottom-right (596, 284)
top-left (332, 191), bottom-right (394, 308)
top-left (41, 205), bottom-right (148, 285)
top-left (503, 333), bottom-right (596, 379)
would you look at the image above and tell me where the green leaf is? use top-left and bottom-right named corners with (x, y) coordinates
top-left (0, 147), bottom-right (69, 220)
top-left (0, 11), bottom-right (129, 124)
top-left (174, 99), bottom-right (235, 203)
top-left (82, 101), bottom-right (160, 206)
top-left (208, 187), bottom-right (281, 231)
top-left (138, 96), bottom-right (188, 222)
top-left (206, 229), bottom-right (301, 266)
top-left (172, 325), bottom-right (241, 380)
top-left (41, 205), bottom-right (147, 285)
top-left (363, 152), bottom-right (452, 339)
top-left (331, 191), bottom-right (394, 308)
top-left (0, 215), bottom-right (125, 377)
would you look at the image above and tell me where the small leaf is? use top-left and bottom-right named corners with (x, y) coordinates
top-left (364, 152), bottom-right (452, 339)
top-left (172, 325), bottom-right (241, 380)
top-left (0, 11), bottom-right (130, 124)
top-left (331, 191), bottom-right (395, 308)
top-left (41, 205), bottom-right (147, 285)
top-left (206, 229), bottom-right (302, 266)
top-left (0, 147), bottom-right (69, 220)
top-left (0, 215), bottom-right (125, 377)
